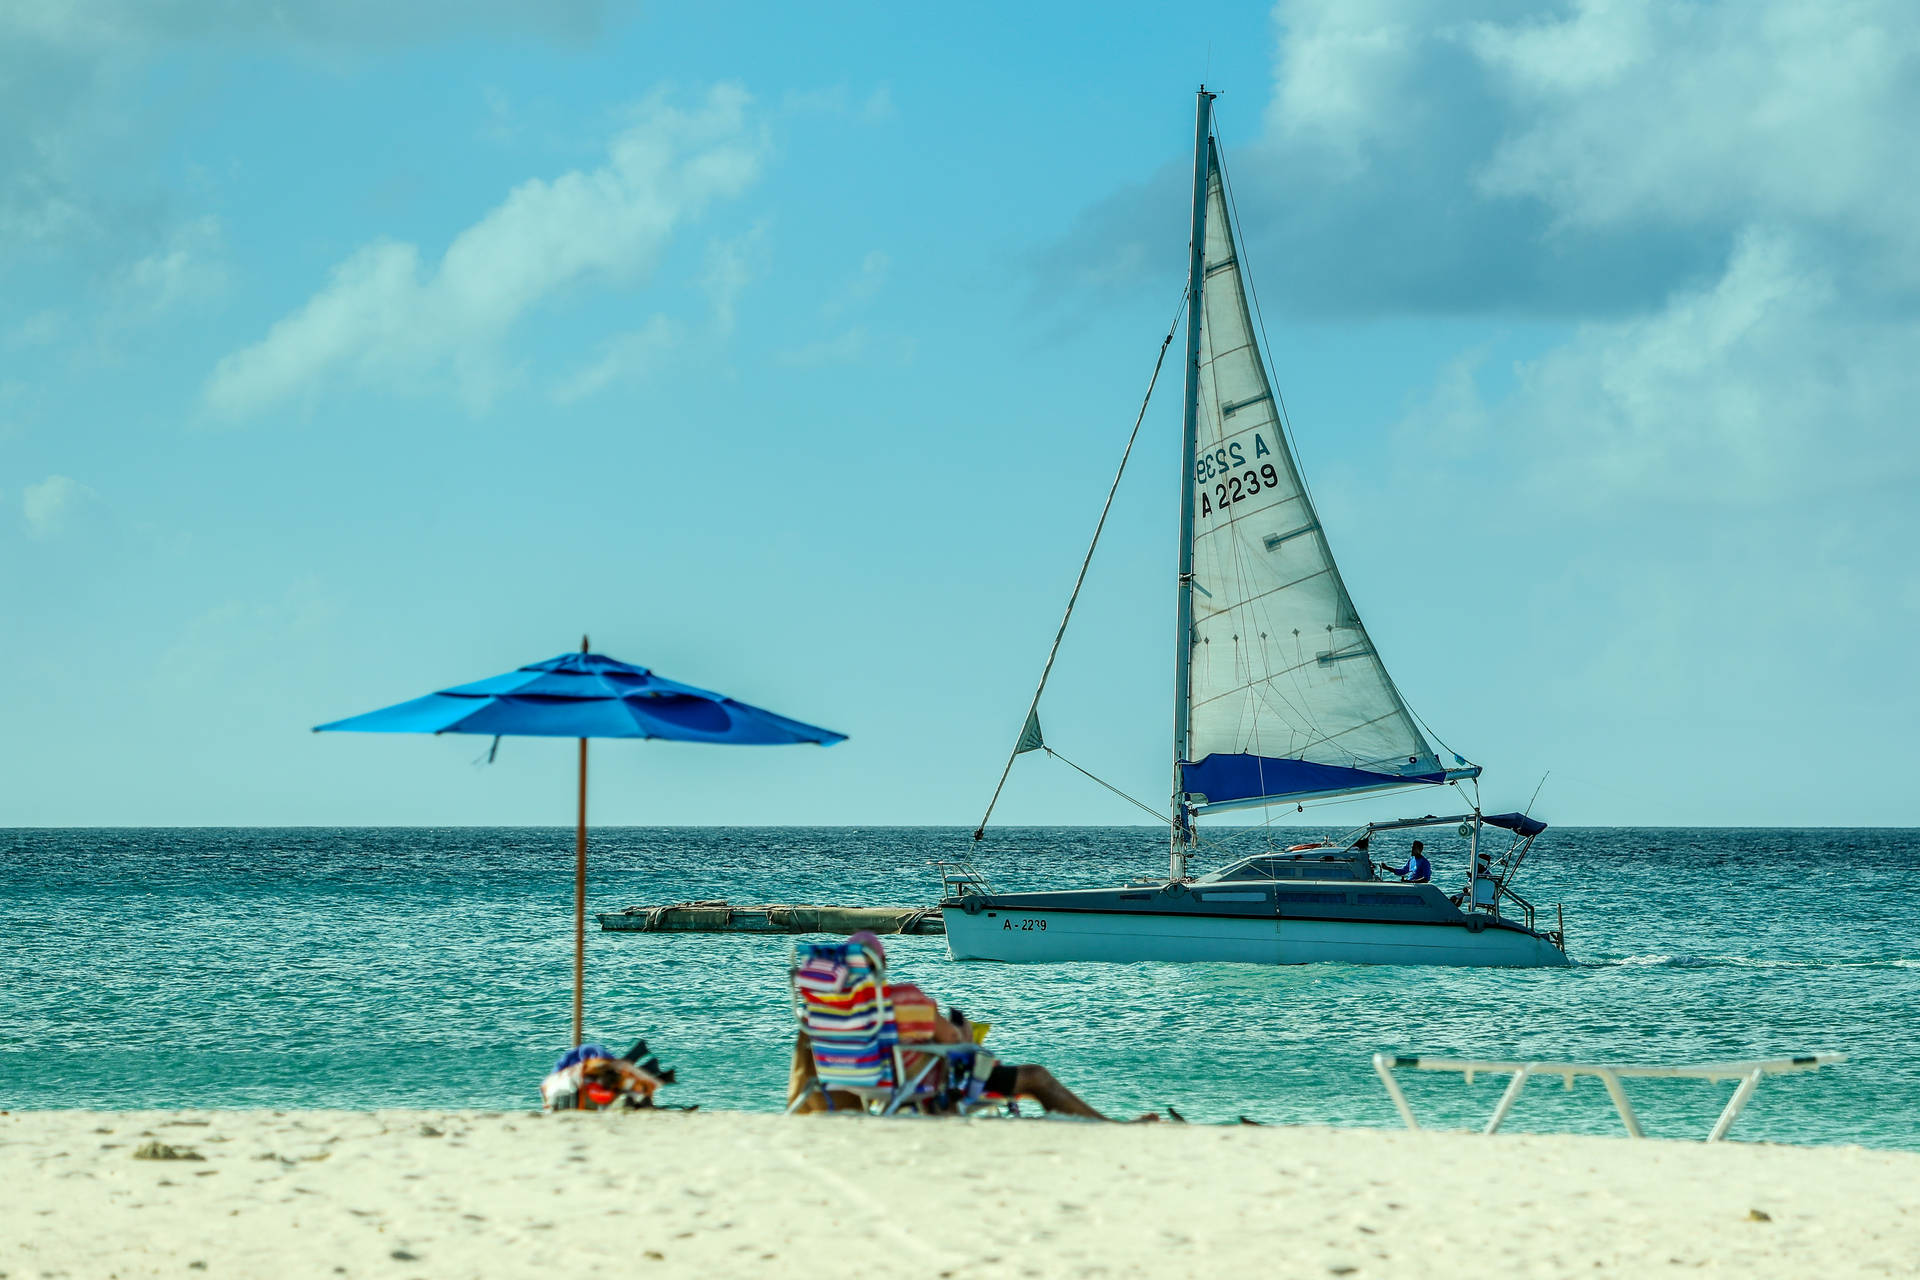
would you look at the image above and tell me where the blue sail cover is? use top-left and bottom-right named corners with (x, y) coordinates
top-left (315, 651), bottom-right (846, 746)
top-left (1481, 812), bottom-right (1548, 837)
top-left (1181, 754), bottom-right (1469, 811)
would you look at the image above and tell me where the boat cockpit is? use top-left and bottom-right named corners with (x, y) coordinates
top-left (1198, 850), bottom-right (1374, 883)
top-left (1192, 810), bottom-right (1560, 944)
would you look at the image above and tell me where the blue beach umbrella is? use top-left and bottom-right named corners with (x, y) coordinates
top-left (314, 639), bottom-right (845, 1045)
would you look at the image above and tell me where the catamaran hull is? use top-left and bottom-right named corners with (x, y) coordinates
top-left (941, 906), bottom-right (1571, 968)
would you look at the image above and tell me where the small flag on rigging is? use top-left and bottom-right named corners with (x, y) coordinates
top-left (1014, 709), bottom-right (1045, 755)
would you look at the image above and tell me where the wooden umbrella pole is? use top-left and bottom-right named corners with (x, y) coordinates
top-left (573, 632), bottom-right (590, 1048)
top-left (574, 734), bottom-right (588, 1047)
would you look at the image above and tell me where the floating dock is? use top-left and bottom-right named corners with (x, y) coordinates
top-left (597, 901), bottom-right (945, 936)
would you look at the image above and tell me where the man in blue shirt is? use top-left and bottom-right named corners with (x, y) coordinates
top-left (1385, 840), bottom-right (1432, 883)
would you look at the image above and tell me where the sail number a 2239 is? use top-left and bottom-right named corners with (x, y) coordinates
top-left (1196, 431), bottom-right (1279, 520)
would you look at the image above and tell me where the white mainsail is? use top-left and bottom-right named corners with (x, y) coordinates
top-left (1180, 144), bottom-right (1471, 814)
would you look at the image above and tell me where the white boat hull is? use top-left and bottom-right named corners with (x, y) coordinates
top-left (942, 906), bottom-right (1571, 968)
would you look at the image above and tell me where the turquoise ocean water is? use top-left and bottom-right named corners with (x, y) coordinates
top-left (3, 826), bottom-right (1915, 1148)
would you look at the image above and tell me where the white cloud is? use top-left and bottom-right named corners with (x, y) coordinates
top-left (1241, 1), bottom-right (1920, 510)
top-left (1268, 0), bottom-right (1432, 159)
top-left (21, 474), bottom-right (95, 539)
top-left (781, 82), bottom-right (896, 123)
top-left (0, 35), bottom-right (107, 256)
top-left (478, 85), bottom-right (521, 146)
top-left (116, 214), bottom-right (226, 318)
top-left (1065, 1), bottom-right (1920, 319)
top-left (5, 311), bottom-right (66, 348)
top-left (203, 84), bottom-right (766, 419)
top-left (154, 576), bottom-right (339, 692)
top-left (1267, 0), bottom-right (1920, 256)
top-left (1469, 0), bottom-right (1920, 278)
top-left (551, 315), bottom-right (676, 404)
top-left (4, 1), bottom-right (617, 52)
top-left (0, 2), bottom-right (623, 267)
top-left (701, 222), bottom-right (770, 337)
top-left (861, 85), bottom-right (896, 123)
top-left (1401, 229), bottom-right (1920, 504)
top-left (0, 380), bottom-right (28, 442)
top-left (821, 250), bottom-right (889, 320)
top-left (775, 328), bottom-right (867, 368)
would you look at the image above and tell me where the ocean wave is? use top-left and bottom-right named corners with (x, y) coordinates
top-left (1589, 953), bottom-right (1920, 971)
top-left (1592, 953), bottom-right (1717, 969)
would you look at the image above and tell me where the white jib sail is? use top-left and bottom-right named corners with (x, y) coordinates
top-left (1183, 144), bottom-right (1451, 811)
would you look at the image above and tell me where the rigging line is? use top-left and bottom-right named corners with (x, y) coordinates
top-left (1226, 517), bottom-right (1337, 751)
top-left (1279, 627), bottom-right (1323, 754)
top-left (1188, 818), bottom-right (1331, 864)
top-left (1200, 238), bottom-right (1291, 739)
top-left (972, 288), bottom-right (1189, 841)
top-left (1407, 699), bottom-right (1474, 773)
top-left (1523, 771), bottom-right (1550, 817)
top-left (1042, 747), bottom-right (1175, 827)
top-left (1178, 819), bottom-right (1267, 861)
top-left (1252, 600), bottom-right (1332, 750)
top-left (1210, 111), bottom-right (1317, 550)
top-left (1251, 702), bottom-right (1278, 853)
top-left (1186, 565), bottom-right (1338, 635)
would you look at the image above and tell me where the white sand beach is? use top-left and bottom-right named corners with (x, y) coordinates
top-left (3, 1109), bottom-right (1915, 1278)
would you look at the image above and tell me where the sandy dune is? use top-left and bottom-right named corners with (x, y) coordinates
top-left (3, 1108), bottom-right (1915, 1278)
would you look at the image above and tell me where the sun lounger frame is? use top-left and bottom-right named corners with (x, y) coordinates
top-left (1371, 1052), bottom-right (1846, 1142)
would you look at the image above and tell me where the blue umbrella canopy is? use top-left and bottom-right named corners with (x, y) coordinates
top-left (314, 644), bottom-right (844, 1047)
top-left (313, 650), bottom-right (846, 746)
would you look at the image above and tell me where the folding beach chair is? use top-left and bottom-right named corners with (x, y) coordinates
top-left (785, 938), bottom-right (996, 1116)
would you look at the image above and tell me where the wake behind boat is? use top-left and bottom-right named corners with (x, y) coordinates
top-left (945, 89), bottom-right (1570, 968)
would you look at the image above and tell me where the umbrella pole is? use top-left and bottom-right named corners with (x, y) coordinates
top-left (573, 735), bottom-right (587, 1047)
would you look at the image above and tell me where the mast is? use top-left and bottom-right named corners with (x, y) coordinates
top-left (1171, 86), bottom-right (1214, 882)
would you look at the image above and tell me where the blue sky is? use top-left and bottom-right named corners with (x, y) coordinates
top-left (5, 0), bottom-right (1917, 828)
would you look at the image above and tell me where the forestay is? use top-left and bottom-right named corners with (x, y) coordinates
top-left (1179, 145), bottom-right (1474, 813)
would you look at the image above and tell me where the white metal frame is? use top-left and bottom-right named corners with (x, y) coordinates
top-left (1372, 1051), bottom-right (1846, 1142)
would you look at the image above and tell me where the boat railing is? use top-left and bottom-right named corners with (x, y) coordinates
top-left (1371, 1052), bottom-right (1847, 1142)
top-left (934, 858), bottom-right (993, 900)
top-left (1493, 883), bottom-right (1536, 931)
top-left (1479, 876), bottom-right (1564, 950)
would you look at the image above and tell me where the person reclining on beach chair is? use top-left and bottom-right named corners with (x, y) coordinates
top-left (540, 1039), bottom-right (675, 1111)
top-left (785, 931), bottom-right (1147, 1121)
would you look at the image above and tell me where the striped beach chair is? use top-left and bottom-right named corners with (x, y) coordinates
top-left (785, 938), bottom-right (988, 1116)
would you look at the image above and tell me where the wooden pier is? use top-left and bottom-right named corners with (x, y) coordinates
top-left (596, 901), bottom-right (945, 936)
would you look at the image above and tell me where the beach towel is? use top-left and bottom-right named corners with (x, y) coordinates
top-left (886, 983), bottom-right (938, 1042)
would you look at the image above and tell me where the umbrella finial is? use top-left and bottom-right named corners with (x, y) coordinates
top-left (581, 634), bottom-right (589, 654)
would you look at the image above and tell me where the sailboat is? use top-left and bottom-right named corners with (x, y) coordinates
top-left (941, 89), bottom-right (1570, 968)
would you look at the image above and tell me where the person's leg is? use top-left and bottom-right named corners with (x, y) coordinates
top-left (1004, 1064), bottom-right (1168, 1121)
top-left (1008, 1064), bottom-right (1108, 1119)
top-left (786, 1031), bottom-right (819, 1111)
top-left (947, 1013), bottom-right (1158, 1121)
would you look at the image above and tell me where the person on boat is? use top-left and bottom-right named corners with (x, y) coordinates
top-left (1384, 840), bottom-right (1431, 883)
